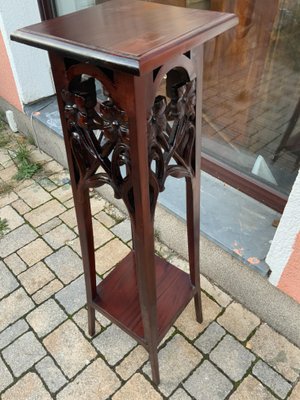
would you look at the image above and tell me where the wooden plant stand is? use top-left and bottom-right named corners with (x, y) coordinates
top-left (12, 0), bottom-right (237, 384)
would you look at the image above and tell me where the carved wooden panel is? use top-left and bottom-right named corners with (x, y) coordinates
top-left (61, 63), bottom-right (196, 218)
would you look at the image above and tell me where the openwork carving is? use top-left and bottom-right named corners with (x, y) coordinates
top-left (62, 66), bottom-right (196, 217)
top-left (62, 74), bottom-right (134, 211)
top-left (147, 78), bottom-right (196, 212)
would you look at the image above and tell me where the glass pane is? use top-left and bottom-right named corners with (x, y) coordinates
top-left (198, 0), bottom-right (300, 196)
top-left (54, 0), bottom-right (107, 16)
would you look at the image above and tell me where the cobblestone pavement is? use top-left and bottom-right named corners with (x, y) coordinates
top-left (0, 140), bottom-right (300, 399)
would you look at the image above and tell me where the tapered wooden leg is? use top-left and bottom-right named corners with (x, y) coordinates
top-left (48, 53), bottom-right (97, 337)
top-left (74, 189), bottom-right (97, 337)
top-left (188, 44), bottom-right (204, 324)
top-left (88, 305), bottom-right (96, 336)
top-left (149, 347), bottom-right (160, 385)
top-left (186, 177), bottom-right (203, 323)
top-left (125, 72), bottom-right (160, 384)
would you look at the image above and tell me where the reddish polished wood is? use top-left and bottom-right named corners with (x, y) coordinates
top-left (11, 0), bottom-right (237, 385)
top-left (93, 251), bottom-right (196, 343)
top-left (12, 0), bottom-right (236, 75)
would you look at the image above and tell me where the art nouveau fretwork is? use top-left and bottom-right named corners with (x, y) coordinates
top-left (61, 65), bottom-right (196, 217)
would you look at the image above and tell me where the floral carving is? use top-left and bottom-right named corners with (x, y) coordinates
top-left (147, 78), bottom-right (196, 212)
top-left (62, 75), bottom-right (132, 208)
top-left (62, 70), bottom-right (196, 217)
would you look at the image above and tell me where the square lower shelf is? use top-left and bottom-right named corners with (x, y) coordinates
top-left (92, 251), bottom-right (196, 346)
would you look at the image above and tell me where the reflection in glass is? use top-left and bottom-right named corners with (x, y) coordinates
top-left (197, 0), bottom-right (300, 196)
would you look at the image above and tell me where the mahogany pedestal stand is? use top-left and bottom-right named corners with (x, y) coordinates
top-left (12, 0), bottom-right (237, 384)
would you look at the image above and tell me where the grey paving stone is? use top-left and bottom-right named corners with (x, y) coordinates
top-left (115, 345), bottom-right (148, 381)
top-left (59, 208), bottom-right (77, 228)
top-left (43, 223), bottom-right (76, 250)
top-left (11, 198), bottom-right (31, 215)
top-left (1, 372), bottom-right (52, 400)
top-left (24, 199), bottom-right (66, 227)
top-left (210, 335), bottom-right (255, 382)
top-left (2, 332), bottom-right (46, 377)
top-left (0, 224), bottom-right (37, 258)
top-left (111, 219), bottom-right (132, 242)
top-left (174, 294), bottom-right (221, 340)
top-left (32, 279), bottom-right (64, 305)
top-left (43, 320), bottom-right (96, 379)
top-left (247, 323), bottom-right (300, 382)
top-left (229, 375), bottom-right (277, 400)
top-left (26, 299), bottom-right (67, 338)
top-left (112, 373), bottom-right (162, 400)
top-left (0, 288), bottom-right (34, 332)
top-left (0, 205), bottom-right (24, 230)
top-left (94, 210), bottom-right (115, 228)
top-left (45, 246), bottom-right (83, 284)
top-left (183, 360), bottom-right (233, 400)
top-left (43, 160), bottom-right (64, 174)
top-left (92, 324), bottom-right (136, 366)
top-left (95, 238), bottom-right (130, 276)
top-left (290, 381), bottom-right (300, 400)
top-left (56, 358), bottom-right (120, 400)
top-left (0, 261), bottom-right (19, 300)
top-left (0, 319), bottom-right (29, 350)
top-left (72, 308), bottom-right (102, 337)
top-left (143, 334), bottom-right (202, 397)
top-left (51, 184), bottom-right (73, 202)
top-left (55, 275), bottom-right (86, 314)
top-left (49, 170), bottom-right (70, 187)
top-left (170, 388), bottom-right (192, 400)
top-left (0, 356), bottom-right (13, 392)
top-left (252, 360), bottom-right (292, 399)
top-left (17, 238), bottom-right (52, 267)
top-left (217, 302), bottom-right (260, 341)
top-left (0, 164), bottom-right (17, 181)
top-left (17, 182), bottom-right (52, 208)
top-left (18, 262), bottom-right (55, 295)
top-left (0, 190), bottom-right (18, 208)
top-left (37, 177), bottom-right (57, 192)
top-left (201, 275), bottom-right (232, 308)
top-left (36, 217), bottom-right (62, 235)
top-left (36, 356), bottom-right (68, 393)
top-left (4, 253), bottom-right (27, 275)
top-left (194, 322), bottom-right (226, 354)
top-left (91, 218), bottom-right (114, 250)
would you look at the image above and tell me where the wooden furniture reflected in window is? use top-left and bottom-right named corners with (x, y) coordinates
top-left (37, 0), bottom-right (56, 20)
top-left (148, 0), bottom-right (186, 6)
top-left (273, 98), bottom-right (300, 170)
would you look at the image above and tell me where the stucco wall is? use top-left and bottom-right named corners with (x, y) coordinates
top-left (267, 168), bottom-right (300, 301)
top-left (0, 0), bottom-right (54, 105)
top-left (0, 30), bottom-right (21, 111)
top-left (277, 232), bottom-right (300, 303)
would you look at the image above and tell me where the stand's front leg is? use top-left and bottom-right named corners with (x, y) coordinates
top-left (187, 44), bottom-right (204, 323)
top-left (125, 73), bottom-right (160, 385)
top-left (186, 176), bottom-right (203, 323)
top-left (74, 189), bottom-right (97, 336)
top-left (48, 53), bottom-right (97, 336)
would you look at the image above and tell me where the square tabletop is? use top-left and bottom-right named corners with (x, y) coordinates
top-left (11, 0), bottom-right (237, 74)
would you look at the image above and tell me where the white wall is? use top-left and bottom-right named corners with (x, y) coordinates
top-left (267, 168), bottom-right (300, 285)
top-left (0, 0), bottom-right (54, 105)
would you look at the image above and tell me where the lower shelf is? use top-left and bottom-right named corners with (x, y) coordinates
top-left (92, 251), bottom-right (196, 346)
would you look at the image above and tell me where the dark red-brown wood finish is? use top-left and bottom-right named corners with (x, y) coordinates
top-left (11, 0), bottom-right (237, 384)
